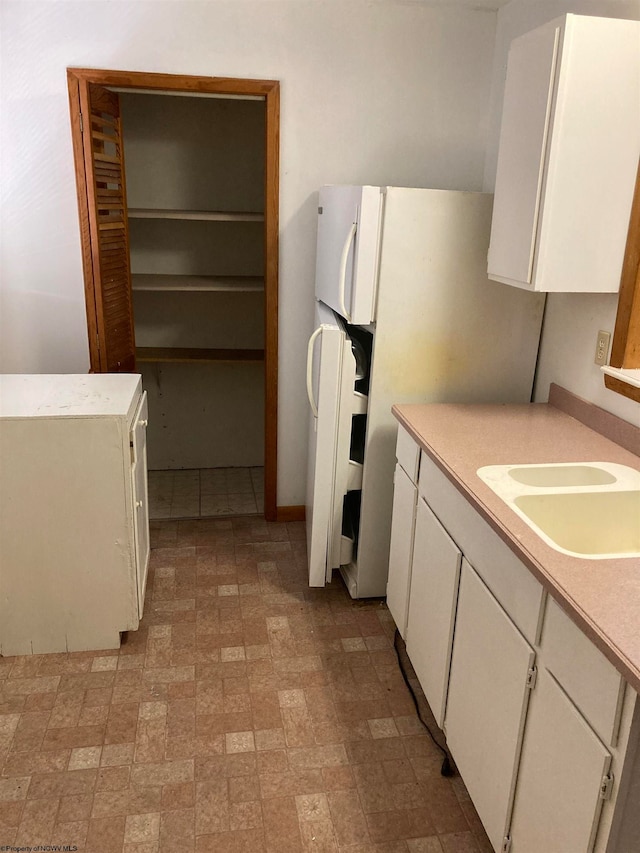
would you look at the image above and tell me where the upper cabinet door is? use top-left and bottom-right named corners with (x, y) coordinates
top-left (315, 186), bottom-right (382, 325)
top-left (488, 14), bottom-right (640, 293)
top-left (488, 23), bottom-right (560, 287)
top-left (69, 78), bottom-right (136, 371)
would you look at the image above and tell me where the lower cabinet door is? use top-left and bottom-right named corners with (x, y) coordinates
top-left (444, 560), bottom-right (535, 853)
top-left (509, 667), bottom-right (612, 853)
top-left (131, 391), bottom-right (150, 619)
top-left (386, 463), bottom-right (418, 639)
top-left (406, 498), bottom-right (462, 727)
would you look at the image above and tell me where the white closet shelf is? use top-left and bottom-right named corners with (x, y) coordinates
top-left (136, 347), bottom-right (264, 364)
top-left (128, 208), bottom-right (264, 222)
top-left (132, 274), bottom-right (264, 293)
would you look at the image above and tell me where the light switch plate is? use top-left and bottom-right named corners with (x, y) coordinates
top-left (594, 330), bottom-right (611, 366)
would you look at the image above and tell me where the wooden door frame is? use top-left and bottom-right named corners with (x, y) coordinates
top-left (68, 68), bottom-right (280, 521)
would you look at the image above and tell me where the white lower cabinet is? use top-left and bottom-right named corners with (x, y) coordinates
top-left (406, 498), bottom-right (461, 727)
top-left (387, 441), bottom-right (640, 853)
top-left (0, 374), bottom-right (150, 655)
top-left (131, 390), bottom-right (151, 619)
top-left (386, 425), bottom-right (422, 638)
top-left (386, 463), bottom-right (419, 638)
top-left (444, 560), bottom-right (535, 853)
top-left (508, 667), bottom-right (611, 853)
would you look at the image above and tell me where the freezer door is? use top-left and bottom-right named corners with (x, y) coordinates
top-left (315, 186), bottom-right (383, 325)
top-left (305, 303), bottom-right (359, 587)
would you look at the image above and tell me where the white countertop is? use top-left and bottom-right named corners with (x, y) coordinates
top-left (0, 374), bottom-right (142, 419)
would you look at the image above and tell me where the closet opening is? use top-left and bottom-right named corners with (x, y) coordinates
top-left (67, 69), bottom-right (280, 522)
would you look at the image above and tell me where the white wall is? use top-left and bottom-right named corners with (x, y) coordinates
top-left (0, 0), bottom-right (497, 506)
top-left (485, 0), bottom-right (640, 424)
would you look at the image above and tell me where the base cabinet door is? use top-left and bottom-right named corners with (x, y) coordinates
top-left (444, 560), bottom-right (535, 853)
top-left (509, 667), bottom-right (612, 853)
top-left (386, 463), bottom-right (418, 639)
top-left (406, 498), bottom-right (462, 727)
top-left (131, 391), bottom-right (150, 619)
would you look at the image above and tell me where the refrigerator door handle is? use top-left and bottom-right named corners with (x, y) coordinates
top-left (306, 326), bottom-right (323, 417)
top-left (338, 221), bottom-right (357, 323)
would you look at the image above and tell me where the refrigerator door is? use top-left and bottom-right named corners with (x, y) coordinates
top-left (315, 186), bottom-right (383, 325)
top-left (305, 303), bottom-right (360, 587)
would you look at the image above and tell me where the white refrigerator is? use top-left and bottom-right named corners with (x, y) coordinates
top-left (306, 186), bottom-right (545, 597)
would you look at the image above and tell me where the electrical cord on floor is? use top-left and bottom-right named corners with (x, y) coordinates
top-left (392, 628), bottom-right (454, 777)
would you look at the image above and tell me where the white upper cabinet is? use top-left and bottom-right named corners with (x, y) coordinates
top-left (488, 14), bottom-right (640, 293)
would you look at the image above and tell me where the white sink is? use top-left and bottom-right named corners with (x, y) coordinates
top-left (477, 462), bottom-right (640, 560)
top-left (508, 464), bottom-right (616, 487)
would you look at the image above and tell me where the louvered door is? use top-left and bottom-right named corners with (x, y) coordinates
top-left (72, 81), bottom-right (135, 372)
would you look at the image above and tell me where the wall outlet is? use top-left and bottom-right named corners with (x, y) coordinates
top-left (594, 330), bottom-right (611, 366)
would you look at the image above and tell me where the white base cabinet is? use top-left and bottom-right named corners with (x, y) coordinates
top-left (508, 667), bottom-right (612, 853)
top-left (386, 463), bottom-right (418, 639)
top-left (445, 561), bottom-right (535, 853)
top-left (387, 425), bottom-right (640, 853)
top-left (0, 374), bottom-right (150, 655)
top-left (386, 426), bottom-right (422, 637)
top-left (405, 498), bottom-right (461, 728)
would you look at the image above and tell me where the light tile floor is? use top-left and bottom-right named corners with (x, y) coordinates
top-left (149, 468), bottom-right (264, 520)
top-left (0, 518), bottom-right (491, 852)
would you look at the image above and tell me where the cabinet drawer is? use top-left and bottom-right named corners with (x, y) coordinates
top-left (541, 597), bottom-right (625, 746)
top-left (395, 425), bottom-right (420, 483)
top-left (419, 452), bottom-right (544, 645)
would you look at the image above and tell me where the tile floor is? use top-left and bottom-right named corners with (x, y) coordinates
top-left (148, 468), bottom-right (264, 520)
top-left (0, 517), bottom-right (491, 852)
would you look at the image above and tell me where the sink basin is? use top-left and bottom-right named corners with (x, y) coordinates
top-left (514, 491), bottom-right (640, 556)
top-left (477, 462), bottom-right (640, 559)
top-left (508, 464), bottom-right (616, 487)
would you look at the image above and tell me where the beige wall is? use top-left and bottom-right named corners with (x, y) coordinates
top-left (0, 0), bottom-right (498, 504)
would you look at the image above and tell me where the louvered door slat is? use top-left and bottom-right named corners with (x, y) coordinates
top-left (96, 162), bottom-right (121, 176)
top-left (78, 83), bottom-right (135, 373)
top-left (100, 242), bottom-right (127, 252)
top-left (103, 270), bottom-right (127, 286)
top-left (101, 257), bottom-right (128, 269)
top-left (94, 154), bottom-right (121, 166)
top-left (91, 113), bottom-right (118, 129)
top-left (102, 272), bottom-right (129, 283)
top-left (102, 267), bottom-right (127, 284)
top-left (102, 281), bottom-right (129, 292)
top-left (95, 172), bottom-right (122, 182)
top-left (92, 130), bottom-right (117, 143)
top-left (98, 222), bottom-right (125, 232)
